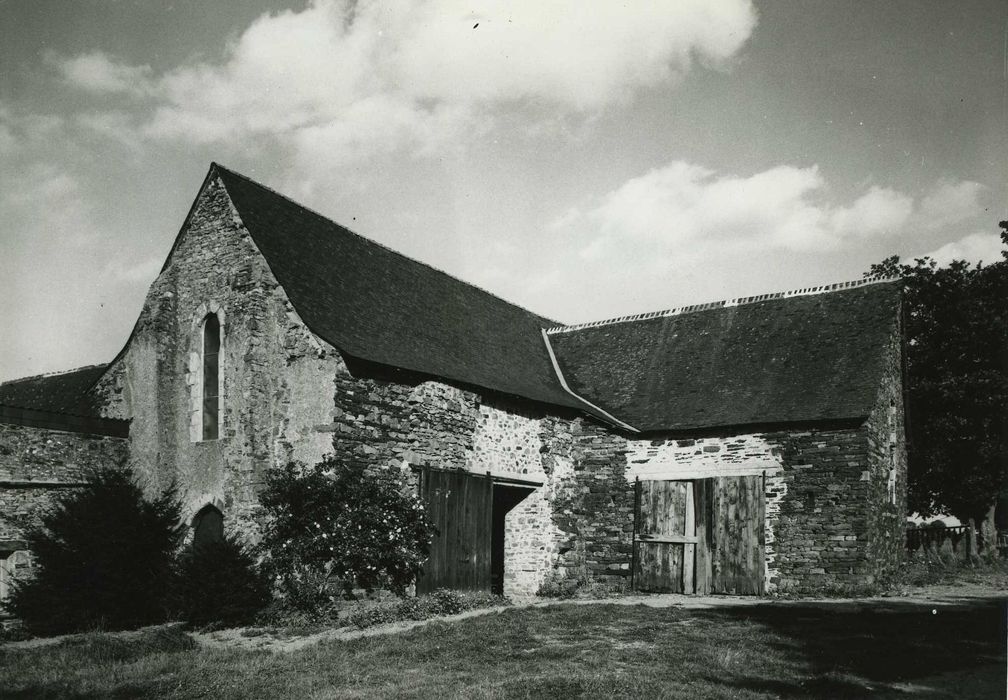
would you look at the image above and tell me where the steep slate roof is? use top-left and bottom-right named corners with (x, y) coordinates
top-left (546, 281), bottom-right (902, 432)
top-left (0, 364), bottom-right (108, 417)
top-left (212, 164), bottom-right (588, 412)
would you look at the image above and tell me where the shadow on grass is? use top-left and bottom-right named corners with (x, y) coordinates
top-left (695, 596), bottom-right (1006, 697)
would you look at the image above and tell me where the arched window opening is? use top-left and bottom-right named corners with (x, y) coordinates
top-left (202, 314), bottom-right (220, 440)
top-left (192, 505), bottom-right (224, 552)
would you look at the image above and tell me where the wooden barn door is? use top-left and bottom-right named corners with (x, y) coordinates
top-left (704, 475), bottom-right (766, 595)
top-left (634, 474), bottom-right (766, 595)
top-left (633, 480), bottom-right (697, 593)
top-left (417, 468), bottom-right (493, 594)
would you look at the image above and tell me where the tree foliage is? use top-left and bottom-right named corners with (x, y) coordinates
top-left (174, 534), bottom-right (271, 627)
top-left (866, 223), bottom-right (1008, 522)
top-left (258, 457), bottom-right (433, 603)
top-left (5, 468), bottom-right (185, 635)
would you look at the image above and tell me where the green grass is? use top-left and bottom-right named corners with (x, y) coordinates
top-left (1, 597), bottom-right (1004, 698)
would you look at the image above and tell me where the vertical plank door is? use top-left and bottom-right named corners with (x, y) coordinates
top-left (633, 480), bottom-right (696, 593)
top-left (708, 474), bottom-right (766, 595)
top-left (417, 468), bottom-right (493, 593)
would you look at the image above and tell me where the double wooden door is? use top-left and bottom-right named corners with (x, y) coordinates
top-left (633, 475), bottom-right (765, 595)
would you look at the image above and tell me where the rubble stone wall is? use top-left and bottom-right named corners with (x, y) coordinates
top-left (863, 322), bottom-right (908, 583)
top-left (0, 422), bottom-right (128, 542)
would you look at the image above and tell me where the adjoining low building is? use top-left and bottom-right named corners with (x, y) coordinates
top-left (0, 368), bottom-right (129, 608)
top-left (0, 163), bottom-right (907, 603)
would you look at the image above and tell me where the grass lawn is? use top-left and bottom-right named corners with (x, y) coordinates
top-left (1, 597), bottom-right (1004, 699)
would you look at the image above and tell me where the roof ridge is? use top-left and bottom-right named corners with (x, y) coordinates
top-left (0, 363), bottom-right (107, 387)
top-left (211, 162), bottom-right (563, 327)
top-left (544, 276), bottom-right (901, 335)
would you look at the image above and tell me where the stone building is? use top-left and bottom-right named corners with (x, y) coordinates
top-left (0, 163), bottom-right (907, 602)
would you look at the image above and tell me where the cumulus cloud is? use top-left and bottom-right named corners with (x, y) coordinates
top-left (54, 51), bottom-right (154, 95)
top-left (553, 162), bottom-right (919, 259)
top-left (919, 180), bottom-right (985, 229)
top-left (59, 0), bottom-right (757, 161)
top-left (924, 231), bottom-right (1005, 267)
top-left (829, 186), bottom-right (914, 239)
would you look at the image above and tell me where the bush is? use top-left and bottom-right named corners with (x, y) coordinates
top-left (4, 468), bottom-right (184, 635)
top-left (258, 457), bottom-right (433, 604)
top-left (428, 588), bottom-right (464, 615)
top-left (174, 535), bottom-right (271, 628)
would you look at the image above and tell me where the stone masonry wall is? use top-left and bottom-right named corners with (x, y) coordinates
top-left (93, 176), bottom-right (341, 541)
top-left (547, 420), bottom-right (635, 591)
top-left (325, 362), bottom-right (581, 597)
top-left (762, 427), bottom-right (873, 591)
top-left (0, 422), bottom-right (128, 542)
top-left (863, 323), bottom-right (908, 583)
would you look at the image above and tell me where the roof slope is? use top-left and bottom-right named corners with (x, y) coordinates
top-left (0, 364), bottom-right (108, 417)
top-left (213, 165), bottom-right (585, 410)
top-left (546, 281), bottom-right (902, 432)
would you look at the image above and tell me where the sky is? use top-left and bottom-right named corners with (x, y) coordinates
top-left (1, 0), bottom-right (1006, 382)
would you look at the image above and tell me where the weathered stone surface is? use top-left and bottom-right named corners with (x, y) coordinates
top-left (0, 422), bottom-right (128, 542)
top-left (92, 176), bottom-right (341, 538)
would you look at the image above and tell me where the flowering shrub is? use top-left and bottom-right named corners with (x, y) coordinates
top-left (258, 457), bottom-right (433, 604)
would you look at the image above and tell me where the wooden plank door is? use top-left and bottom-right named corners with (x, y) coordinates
top-left (633, 480), bottom-right (697, 593)
top-left (417, 468), bottom-right (493, 593)
top-left (708, 474), bottom-right (766, 595)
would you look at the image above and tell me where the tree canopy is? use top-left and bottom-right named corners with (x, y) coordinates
top-left (866, 222), bottom-right (1008, 524)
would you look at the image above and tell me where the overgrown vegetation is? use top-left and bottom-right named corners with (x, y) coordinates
top-left (174, 535), bottom-right (271, 628)
top-left (894, 550), bottom-right (1008, 590)
top-left (536, 568), bottom-right (628, 599)
top-left (867, 222), bottom-right (1007, 526)
top-left (3, 468), bottom-right (185, 635)
top-left (258, 457), bottom-right (434, 607)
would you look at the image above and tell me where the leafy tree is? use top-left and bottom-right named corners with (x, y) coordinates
top-left (258, 457), bottom-right (433, 604)
top-left (866, 222), bottom-right (1008, 527)
top-left (5, 468), bottom-right (185, 635)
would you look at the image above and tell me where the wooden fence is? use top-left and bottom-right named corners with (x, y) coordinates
top-left (906, 525), bottom-right (978, 560)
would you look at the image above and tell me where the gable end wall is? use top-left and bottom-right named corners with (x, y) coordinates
top-left (92, 176), bottom-right (342, 537)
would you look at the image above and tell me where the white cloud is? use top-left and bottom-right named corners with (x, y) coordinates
top-left (552, 163), bottom-right (990, 267)
top-left (55, 51), bottom-right (153, 95)
top-left (830, 186), bottom-right (914, 238)
top-left (554, 161), bottom-right (920, 260)
top-left (60, 0), bottom-right (757, 162)
top-left (924, 231), bottom-right (1004, 267)
top-left (920, 180), bottom-right (984, 229)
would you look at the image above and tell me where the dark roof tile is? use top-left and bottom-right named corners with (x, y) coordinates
top-left (213, 165), bottom-right (586, 411)
top-left (0, 365), bottom-right (108, 417)
top-left (546, 281), bottom-right (902, 431)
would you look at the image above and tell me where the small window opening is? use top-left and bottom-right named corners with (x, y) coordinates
top-left (202, 314), bottom-right (220, 440)
top-left (192, 505), bottom-right (224, 552)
